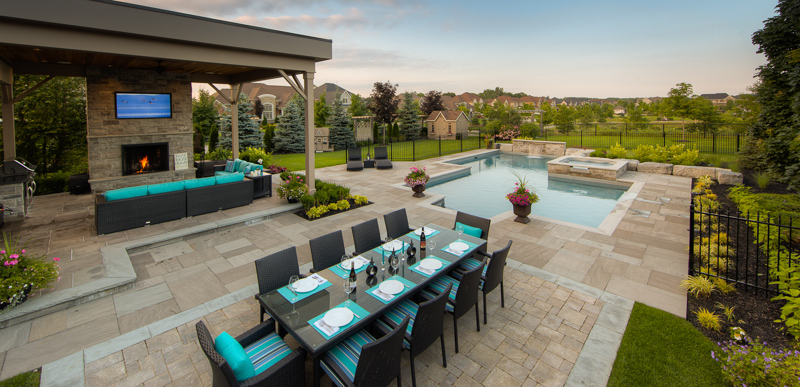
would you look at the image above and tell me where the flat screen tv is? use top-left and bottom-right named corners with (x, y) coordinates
top-left (115, 92), bottom-right (172, 119)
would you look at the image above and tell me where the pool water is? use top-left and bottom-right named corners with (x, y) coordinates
top-left (427, 153), bottom-right (629, 228)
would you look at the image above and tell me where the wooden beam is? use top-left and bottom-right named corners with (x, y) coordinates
top-left (208, 83), bottom-right (232, 104)
top-left (279, 69), bottom-right (305, 99)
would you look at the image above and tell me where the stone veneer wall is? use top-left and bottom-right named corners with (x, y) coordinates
top-left (0, 184), bottom-right (24, 220)
top-left (511, 139), bottom-right (566, 156)
top-left (86, 67), bottom-right (194, 192)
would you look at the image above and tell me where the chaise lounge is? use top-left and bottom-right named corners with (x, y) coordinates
top-left (347, 147), bottom-right (364, 171)
top-left (375, 146), bottom-right (393, 169)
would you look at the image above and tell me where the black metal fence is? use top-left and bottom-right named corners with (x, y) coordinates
top-left (348, 135), bottom-right (485, 162)
top-left (541, 123), bottom-right (748, 154)
top-left (689, 199), bottom-right (798, 296)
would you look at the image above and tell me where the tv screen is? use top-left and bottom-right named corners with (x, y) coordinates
top-left (115, 93), bottom-right (172, 119)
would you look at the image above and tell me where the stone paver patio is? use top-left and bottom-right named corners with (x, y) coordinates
top-left (0, 149), bottom-right (690, 385)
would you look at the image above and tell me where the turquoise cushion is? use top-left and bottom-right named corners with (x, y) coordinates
top-left (243, 165), bottom-right (252, 174)
top-left (215, 332), bottom-right (255, 381)
top-left (245, 332), bottom-right (292, 376)
top-left (456, 222), bottom-right (483, 238)
top-left (237, 162), bottom-right (250, 173)
top-left (216, 173), bottom-right (244, 185)
top-left (233, 159), bottom-right (243, 172)
top-left (147, 181), bottom-right (185, 195)
top-left (254, 165), bottom-right (264, 171)
top-left (104, 185), bottom-right (149, 201)
top-left (184, 177), bottom-right (216, 189)
top-left (225, 160), bottom-right (234, 173)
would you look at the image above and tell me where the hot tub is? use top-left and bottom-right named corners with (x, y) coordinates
top-left (547, 156), bottom-right (628, 181)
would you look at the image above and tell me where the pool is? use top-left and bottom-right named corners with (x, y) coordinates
top-left (427, 152), bottom-right (631, 228)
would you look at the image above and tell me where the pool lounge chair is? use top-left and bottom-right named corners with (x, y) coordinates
top-left (374, 146), bottom-right (393, 169)
top-left (346, 147), bottom-right (363, 171)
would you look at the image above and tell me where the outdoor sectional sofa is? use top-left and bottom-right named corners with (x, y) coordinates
top-left (215, 159), bottom-right (264, 176)
top-left (95, 173), bottom-right (253, 234)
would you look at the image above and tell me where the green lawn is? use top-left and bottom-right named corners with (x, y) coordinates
top-left (608, 303), bottom-right (725, 387)
top-left (541, 131), bottom-right (743, 154)
top-left (0, 370), bottom-right (39, 387)
top-left (270, 136), bottom-right (483, 171)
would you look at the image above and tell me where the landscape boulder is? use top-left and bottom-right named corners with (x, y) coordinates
top-left (717, 171), bottom-right (744, 185)
top-left (638, 162), bottom-right (673, 175)
top-left (673, 165), bottom-right (717, 179)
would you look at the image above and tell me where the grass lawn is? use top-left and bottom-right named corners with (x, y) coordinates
top-left (270, 136), bottom-right (483, 171)
top-left (0, 370), bottom-right (39, 387)
top-left (608, 303), bottom-right (725, 387)
top-left (541, 132), bottom-right (742, 154)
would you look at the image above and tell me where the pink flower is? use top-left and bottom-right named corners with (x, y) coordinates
top-left (53, 257), bottom-right (60, 262)
top-left (20, 249), bottom-right (25, 254)
top-left (9, 254), bottom-right (18, 259)
top-left (1, 250), bottom-right (5, 254)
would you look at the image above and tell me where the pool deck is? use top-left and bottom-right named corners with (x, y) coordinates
top-left (0, 149), bottom-right (691, 386)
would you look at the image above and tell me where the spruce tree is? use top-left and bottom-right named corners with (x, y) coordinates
top-left (272, 96), bottom-right (306, 153)
top-left (327, 93), bottom-right (355, 150)
top-left (398, 92), bottom-right (421, 140)
top-left (218, 93), bottom-right (263, 151)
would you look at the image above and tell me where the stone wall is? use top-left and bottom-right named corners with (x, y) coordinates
top-left (85, 67), bottom-right (193, 191)
top-left (0, 184), bottom-right (24, 220)
top-left (511, 140), bottom-right (566, 156)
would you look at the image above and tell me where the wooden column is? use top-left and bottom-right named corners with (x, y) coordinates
top-left (304, 72), bottom-right (315, 187)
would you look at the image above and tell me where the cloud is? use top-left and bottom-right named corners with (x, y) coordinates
top-left (120, 0), bottom-right (410, 17)
top-left (254, 8), bottom-right (367, 31)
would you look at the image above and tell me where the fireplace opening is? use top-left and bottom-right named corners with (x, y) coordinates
top-left (122, 143), bottom-right (169, 175)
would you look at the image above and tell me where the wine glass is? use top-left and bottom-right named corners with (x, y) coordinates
top-left (288, 275), bottom-right (299, 303)
top-left (456, 224), bottom-right (464, 239)
top-left (390, 253), bottom-right (399, 273)
top-left (341, 255), bottom-right (350, 270)
top-left (384, 236), bottom-right (393, 250)
top-left (428, 240), bottom-right (437, 256)
top-left (343, 278), bottom-right (354, 299)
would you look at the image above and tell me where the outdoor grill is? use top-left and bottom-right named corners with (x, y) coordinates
top-left (0, 158), bottom-right (37, 218)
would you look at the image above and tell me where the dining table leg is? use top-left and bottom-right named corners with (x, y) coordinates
top-left (314, 356), bottom-right (322, 387)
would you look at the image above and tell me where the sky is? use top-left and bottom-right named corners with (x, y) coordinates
top-left (122, 0), bottom-right (777, 99)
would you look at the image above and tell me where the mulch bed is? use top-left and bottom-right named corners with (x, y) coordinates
top-left (292, 199), bottom-right (373, 221)
top-left (686, 168), bottom-right (796, 349)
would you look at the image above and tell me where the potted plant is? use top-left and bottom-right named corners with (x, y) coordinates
top-left (404, 166), bottom-right (430, 198)
top-left (276, 174), bottom-right (309, 203)
top-left (506, 172), bottom-right (539, 223)
top-left (1, 233), bottom-right (61, 310)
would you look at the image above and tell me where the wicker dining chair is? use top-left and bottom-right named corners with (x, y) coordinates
top-left (375, 283), bottom-right (453, 387)
top-left (383, 209), bottom-right (414, 240)
top-left (309, 230), bottom-right (347, 272)
top-left (454, 240), bottom-right (513, 324)
top-left (453, 211), bottom-right (491, 253)
top-left (420, 258), bottom-right (486, 353)
top-left (351, 218), bottom-right (383, 255)
top-left (320, 315), bottom-right (411, 387)
top-left (254, 246), bottom-right (301, 323)
top-left (196, 320), bottom-right (306, 387)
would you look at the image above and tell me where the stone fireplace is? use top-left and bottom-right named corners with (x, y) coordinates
top-left (86, 67), bottom-right (195, 191)
top-left (122, 142), bottom-right (169, 176)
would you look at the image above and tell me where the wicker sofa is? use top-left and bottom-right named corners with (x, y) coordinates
top-left (95, 175), bottom-right (254, 235)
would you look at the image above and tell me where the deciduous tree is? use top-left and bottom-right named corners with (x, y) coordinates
top-left (665, 82), bottom-right (695, 139)
top-left (192, 89), bottom-right (219, 137)
top-left (348, 94), bottom-right (369, 117)
top-left (368, 81), bottom-right (399, 126)
top-left (420, 90), bottom-right (444, 117)
top-left (314, 94), bottom-right (328, 127)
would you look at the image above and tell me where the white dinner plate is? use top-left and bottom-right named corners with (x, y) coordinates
top-left (382, 240), bottom-right (404, 252)
top-left (324, 308), bottom-right (354, 327)
top-left (419, 258), bottom-right (443, 271)
top-left (414, 228), bottom-right (435, 236)
top-left (379, 280), bottom-right (404, 295)
top-left (292, 277), bottom-right (318, 293)
top-left (341, 259), bottom-right (364, 270)
top-left (449, 242), bottom-right (469, 252)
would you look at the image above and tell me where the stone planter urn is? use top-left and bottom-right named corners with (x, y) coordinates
top-left (411, 184), bottom-right (426, 198)
top-left (512, 203), bottom-right (532, 224)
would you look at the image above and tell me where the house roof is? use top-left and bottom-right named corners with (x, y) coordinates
top-left (314, 83), bottom-right (351, 102)
top-left (700, 93), bottom-right (731, 100)
top-left (213, 82), bottom-right (298, 110)
top-left (425, 110), bottom-right (467, 122)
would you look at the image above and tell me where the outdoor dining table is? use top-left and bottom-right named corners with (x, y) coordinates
top-left (257, 223), bottom-right (486, 387)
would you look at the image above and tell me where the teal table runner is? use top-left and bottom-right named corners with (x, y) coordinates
top-left (308, 301), bottom-right (370, 340)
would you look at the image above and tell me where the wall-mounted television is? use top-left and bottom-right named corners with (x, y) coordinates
top-left (115, 92), bottom-right (172, 119)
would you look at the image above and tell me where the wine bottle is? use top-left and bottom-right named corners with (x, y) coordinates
top-left (419, 227), bottom-right (427, 259)
top-left (349, 264), bottom-right (357, 290)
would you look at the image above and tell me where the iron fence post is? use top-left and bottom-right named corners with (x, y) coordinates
top-left (712, 132), bottom-right (716, 154)
top-left (663, 125), bottom-right (666, 147)
top-left (412, 139), bottom-right (415, 161)
top-left (438, 136), bottom-right (441, 156)
top-left (689, 198), bottom-right (695, 276)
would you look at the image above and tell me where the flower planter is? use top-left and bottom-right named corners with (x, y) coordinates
top-left (412, 184), bottom-right (426, 198)
top-left (287, 198), bottom-right (299, 203)
top-left (512, 203), bottom-right (532, 224)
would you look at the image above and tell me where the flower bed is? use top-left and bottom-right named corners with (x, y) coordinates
top-left (1, 234), bottom-right (61, 310)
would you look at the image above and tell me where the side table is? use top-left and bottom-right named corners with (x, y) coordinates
top-left (245, 174), bottom-right (272, 199)
top-left (364, 159), bottom-right (376, 168)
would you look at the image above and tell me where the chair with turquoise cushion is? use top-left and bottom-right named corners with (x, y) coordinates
top-left (453, 211), bottom-right (491, 253)
top-left (320, 315), bottom-right (410, 387)
top-left (453, 240), bottom-right (513, 324)
top-left (419, 258), bottom-right (486, 353)
top-left (375, 283), bottom-right (452, 387)
top-left (196, 319), bottom-right (305, 387)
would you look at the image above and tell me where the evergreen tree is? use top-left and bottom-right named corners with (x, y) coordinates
top-left (218, 93), bottom-right (263, 151)
top-left (398, 92), bottom-right (421, 140)
top-left (273, 96), bottom-right (306, 153)
top-left (192, 89), bottom-right (219, 137)
top-left (261, 122), bottom-right (276, 151)
top-left (327, 93), bottom-right (355, 150)
top-left (209, 127), bottom-right (219, 150)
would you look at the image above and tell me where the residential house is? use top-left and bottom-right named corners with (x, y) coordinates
top-left (425, 110), bottom-right (470, 140)
top-left (613, 106), bottom-right (626, 115)
top-left (314, 83), bottom-right (352, 106)
top-left (700, 93), bottom-right (736, 108)
top-left (213, 82), bottom-right (353, 124)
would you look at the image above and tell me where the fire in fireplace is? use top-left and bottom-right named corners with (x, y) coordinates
top-left (122, 143), bottom-right (169, 175)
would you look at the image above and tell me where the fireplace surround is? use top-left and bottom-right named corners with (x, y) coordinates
top-left (122, 142), bottom-right (169, 176)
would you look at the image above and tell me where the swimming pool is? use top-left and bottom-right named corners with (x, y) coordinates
top-left (427, 152), bottom-right (630, 228)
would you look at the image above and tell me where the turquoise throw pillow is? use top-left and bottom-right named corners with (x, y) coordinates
top-left (237, 162), bottom-right (249, 173)
top-left (104, 185), bottom-right (149, 201)
top-left (243, 165), bottom-right (252, 175)
top-left (184, 177), bottom-right (216, 189)
top-left (456, 222), bottom-right (483, 238)
top-left (233, 159), bottom-right (243, 172)
top-left (225, 160), bottom-right (234, 173)
top-left (216, 173), bottom-right (244, 185)
top-left (147, 181), bottom-right (185, 195)
top-left (214, 332), bottom-right (255, 381)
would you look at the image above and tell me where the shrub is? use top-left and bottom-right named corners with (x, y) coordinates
top-left (276, 174), bottom-right (308, 200)
top-left (673, 148), bottom-right (701, 165)
top-left (634, 144), bottom-right (654, 162)
top-left (714, 333), bottom-right (800, 386)
top-left (266, 164), bottom-right (287, 174)
top-left (754, 171), bottom-right (772, 189)
top-left (681, 275), bottom-right (716, 298)
top-left (771, 266), bottom-right (800, 340)
top-left (34, 171), bottom-right (71, 196)
top-left (336, 199), bottom-right (350, 210)
top-left (713, 278), bottom-right (737, 295)
top-left (716, 303), bottom-right (736, 322)
top-left (207, 148), bottom-right (231, 161)
top-left (590, 148), bottom-right (607, 157)
top-left (351, 195), bottom-right (368, 205)
top-left (694, 307), bottom-right (722, 331)
top-left (606, 143), bottom-right (627, 159)
top-left (300, 194), bottom-right (315, 211)
top-left (1, 233), bottom-right (61, 309)
top-left (306, 205), bottom-right (329, 219)
top-left (239, 147), bottom-right (272, 165)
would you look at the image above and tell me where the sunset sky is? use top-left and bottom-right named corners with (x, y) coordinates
top-left (123, 0), bottom-right (777, 99)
